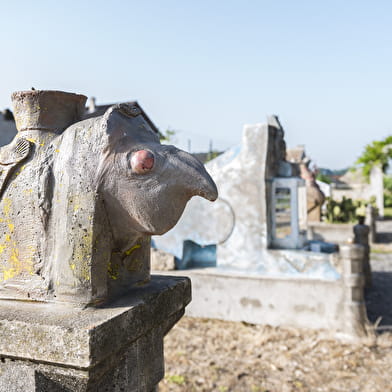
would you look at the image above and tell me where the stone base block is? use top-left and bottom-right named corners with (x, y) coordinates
top-left (157, 268), bottom-right (364, 335)
top-left (0, 275), bottom-right (190, 392)
top-left (150, 248), bottom-right (176, 271)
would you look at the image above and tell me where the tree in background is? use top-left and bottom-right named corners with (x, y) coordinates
top-left (355, 135), bottom-right (392, 178)
top-left (384, 176), bottom-right (392, 208)
top-left (159, 128), bottom-right (177, 144)
top-left (324, 196), bottom-right (376, 223)
top-left (315, 172), bottom-right (332, 184)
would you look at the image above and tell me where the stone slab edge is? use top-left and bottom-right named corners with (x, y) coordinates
top-left (0, 275), bottom-right (191, 369)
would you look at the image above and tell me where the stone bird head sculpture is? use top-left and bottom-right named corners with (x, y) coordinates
top-left (0, 91), bottom-right (217, 305)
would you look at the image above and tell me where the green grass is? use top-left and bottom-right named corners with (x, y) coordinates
top-left (384, 207), bottom-right (392, 219)
top-left (165, 374), bottom-right (186, 385)
top-left (371, 247), bottom-right (392, 254)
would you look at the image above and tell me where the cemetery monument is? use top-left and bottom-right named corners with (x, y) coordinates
top-left (154, 116), bottom-right (370, 338)
top-left (0, 89), bottom-right (218, 391)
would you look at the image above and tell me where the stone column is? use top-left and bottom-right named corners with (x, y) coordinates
top-left (0, 276), bottom-right (191, 392)
top-left (353, 220), bottom-right (372, 288)
top-left (340, 244), bottom-right (369, 338)
top-left (370, 165), bottom-right (384, 218)
top-left (365, 204), bottom-right (377, 244)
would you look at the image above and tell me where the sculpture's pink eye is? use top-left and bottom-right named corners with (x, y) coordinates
top-left (130, 150), bottom-right (155, 174)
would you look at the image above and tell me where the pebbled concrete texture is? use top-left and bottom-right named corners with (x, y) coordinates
top-left (0, 275), bottom-right (191, 392)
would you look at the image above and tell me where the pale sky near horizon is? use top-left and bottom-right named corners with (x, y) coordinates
top-left (1, 0), bottom-right (392, 169)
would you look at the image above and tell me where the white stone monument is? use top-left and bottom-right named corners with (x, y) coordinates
top-left (154, 116), bottom-right (370, 338)
top-left (271, 177), bottom-right (307, 249)
top-left (370, 164), bottom-right (384, 217)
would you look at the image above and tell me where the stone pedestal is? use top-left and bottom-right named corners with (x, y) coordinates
top-left (353, 223), bottom-right (372, 288)
top-left (340, 244), bottom-right (369, 337)
top-left (0, 275), bottom-right (190, 392)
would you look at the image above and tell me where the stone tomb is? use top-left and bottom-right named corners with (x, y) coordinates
top-left (0, 90), bottom-right (218, 391)
top-left (154, 116), bottom-right (370, 338)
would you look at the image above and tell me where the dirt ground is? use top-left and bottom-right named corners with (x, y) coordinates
top-left (159, 248), bottom-right (392, 392)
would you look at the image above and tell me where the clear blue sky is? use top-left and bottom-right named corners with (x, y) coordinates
top-left (1, 0), bottom-right (392, 169)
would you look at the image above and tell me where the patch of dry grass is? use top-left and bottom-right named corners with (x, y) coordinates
top-left (160, 317), bottom-right (392, 392)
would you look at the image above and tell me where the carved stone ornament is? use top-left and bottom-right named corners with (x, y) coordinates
top-left (0, 90), bottom-right (217, 305)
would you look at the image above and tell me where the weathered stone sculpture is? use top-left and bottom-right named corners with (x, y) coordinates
top-left (0, 90), bottom-right (217, 305)
top-left (155, 115), bottom-right (310, 268)
top-left (286, 146), bottom-right (325, 222)
top-left (0, 90), bottom-right (217, 391)
top-left (298, 158), bottom-right (325, 222)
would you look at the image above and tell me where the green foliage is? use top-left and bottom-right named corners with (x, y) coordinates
top-left (355, 136), bottom-right (392, 178)
top-left (316, 173), bottom-right (332, 184)
top-left (323, 196), bottom-right (375, 223)
top-left (159, 128), bottom-right (177, 144)
top-left (384, 176), bottom-right (392, 207)
top-left (165, 374), bottom-right (185, 385)
top-left (218, 387), bottom-right (229, 392)
top-left (205, 150), bottom-right (221, 162)
top-left (384, 207), bottom-right (392, 219)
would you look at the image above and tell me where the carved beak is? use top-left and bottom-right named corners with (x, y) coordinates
top-left (167, 148), bottom-right (218, 202)
top-left (188, 162), bottom-right (218, 201)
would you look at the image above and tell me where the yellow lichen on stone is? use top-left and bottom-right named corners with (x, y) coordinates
top-left (3, 268), bottom-right (17, 281)
top-left (0, 239), bottom-right (33, 282)
top-left (69, 195), bottom-right (81, 213)
top-left (107, 260), bottom-right (118, 280)
top-left (71, 230), bottom-right (93, 282)
top-left (15, 165), bottom-right (26, 176)
top-left (124, 244), bottom-right (141, 256)
top-left (3, 198), bottom-right (12, 216)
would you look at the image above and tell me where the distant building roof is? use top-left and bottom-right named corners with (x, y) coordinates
top-left (333, 168), bottom-right (367, 188)
top-left (83, 97), bottom-right (159, 134)
top-left (0, 97), bottom-right (160, 146)
top-left (192, 151), bottom-right (224, 164)
top-left (0, 110), bottom-right (17, 146)
top-left (286, 145), bottom-right (305, 163)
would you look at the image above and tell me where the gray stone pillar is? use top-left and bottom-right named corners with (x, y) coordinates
top-left (353, 221), bottom-right (372, 288)
top-left (340, 244), bottom-right (369, 337)
top-left (0, 276), bottom-right (190, 392)
top-left (370, 165), bottom-right (384, 218)
top-left (365, 204), bottom-right (377, 244)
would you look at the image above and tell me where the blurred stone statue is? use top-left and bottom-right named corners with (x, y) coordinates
top-left (299, 158), bottom-right (325, 222)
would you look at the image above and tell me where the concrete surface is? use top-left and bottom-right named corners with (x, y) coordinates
top-left (0, 275), bottom-right (191, 391)
top-left (156, 244), bottom-right (368, 337)
top-left (366, 250), bottom-right (392, 330)
top-left (308, 222), bottom-right (354, 243)
top-left (160, 267), bottom-right (345, 331)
